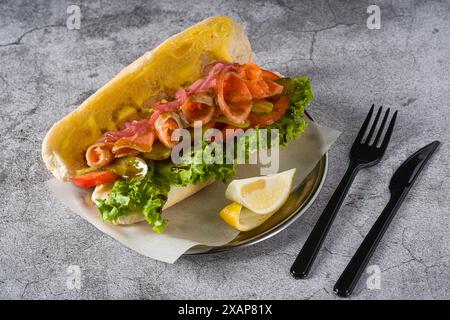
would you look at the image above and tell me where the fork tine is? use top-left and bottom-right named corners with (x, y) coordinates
top-left (354, 105), bottom-right (374, 143)
top-left (365, 106), bottom-right (383, 144)
top-left (373, 108), bottom-right (390, 146)
top-left (379, 110), bottom-right (398, 151)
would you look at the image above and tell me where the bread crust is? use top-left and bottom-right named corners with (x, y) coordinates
top-left (42, 16), bottom-right (253, 224)
top-left (42, 16), bottom-right (253, 180)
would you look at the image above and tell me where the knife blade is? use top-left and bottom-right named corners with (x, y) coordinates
top-left (389, 141), bottom-right (440, 191)
top-left (333, 140), bottom-right (440, 297)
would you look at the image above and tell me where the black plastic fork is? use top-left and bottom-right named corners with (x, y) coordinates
top-left (291, 105), bottom-right (398, 279)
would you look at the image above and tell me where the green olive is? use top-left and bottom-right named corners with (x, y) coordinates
top-left (142, 142), bottom-right (172, 160)
top-left (107, 156), bottom-right (148, 179)
top-left (251, 101), bottom-right (274, 114)
top-left (213, 116), bottom-right (250, 128)
top-left (75, 167), bottom-right (99, 176)
top-left (275, 77), bottom-right (296, 95)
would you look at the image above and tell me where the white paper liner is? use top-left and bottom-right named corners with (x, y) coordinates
top-left (46, 118), bottom-right (340, 263)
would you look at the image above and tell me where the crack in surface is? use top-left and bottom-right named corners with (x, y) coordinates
top-left (0, 24), bottom-right (66, 47)
top-left (323, 246), bottom-right (352, 258)
top-left (404, 2), bottom-right (417, 68)
top-left (131, 9), bottom-right (150, 24)
top-left (309, 31), bottom-right (318, 67)
top-left (20, 279), bottom-right (39, 299)
top-left (326, 0), bottom-right (337, 24)
top-left (401, 227), bottom-right (422, 264)
top-left (0, 74), bottom-right (9, 86)
top-left (307, 23), bottom-right (357, 65)
top-left (300, 22), bottom-right (358, 34)
top-left (305, 287), bottom-right (322, 300)
top-left (399, 228), bottom-right (437, 298)
top-left (381, 258), bottom-right (416, 273)
top-left (348, 220), bottom-right (366, 239)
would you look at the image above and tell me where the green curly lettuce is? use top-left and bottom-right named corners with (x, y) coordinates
top-left (95, 76), bottom-right (314, 233)
top-left (269, 76), bottom-right (314, 146)
top-left (239, 76), bottom-right (314, 149)
top-left (95, 162), bottom-right (170, 233)
top-left (95, 146), bottom-right (236, 233)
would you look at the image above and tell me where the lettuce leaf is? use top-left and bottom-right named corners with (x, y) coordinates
top-left (95, 147), bottom-right (235, 233)
top-left (288, 76), bottom-right (314, 118)
top-left (157, 142), bottom-right (236, 186)
top-left (95, 76), bottom-right (314, 233)
top-left (269, 76), bottom-right (314, 146)
top-left (95, 162), bottom-right (170, 233)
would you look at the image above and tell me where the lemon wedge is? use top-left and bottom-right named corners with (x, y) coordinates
top-left (225, 168), bottom-right (296, 215)
top-left (219, 202), bottom-right (275, 232)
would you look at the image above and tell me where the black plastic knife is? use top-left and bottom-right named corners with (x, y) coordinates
top-left (333, 141), bottom-right (440, 297)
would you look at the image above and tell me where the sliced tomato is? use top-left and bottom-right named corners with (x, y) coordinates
top-left (248, 96), bottom-right (290, 127)
top-left (72, 171), bottom-right (120, 188)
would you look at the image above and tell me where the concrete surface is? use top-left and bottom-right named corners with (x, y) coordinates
top-left (0, 0), bottom-right (449, 300)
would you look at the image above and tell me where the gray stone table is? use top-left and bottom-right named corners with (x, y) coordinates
top-left (1, 0), bottom-right (449, 299)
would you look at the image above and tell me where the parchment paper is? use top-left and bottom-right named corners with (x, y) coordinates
top-left (47, 118), bottom-right (340, 263)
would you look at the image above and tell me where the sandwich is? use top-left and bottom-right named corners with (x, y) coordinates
top-left (42, 16), bottom-right (314, 232)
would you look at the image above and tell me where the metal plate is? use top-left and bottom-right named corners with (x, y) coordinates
top-left (185, 113), bottom-right (328, 255)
